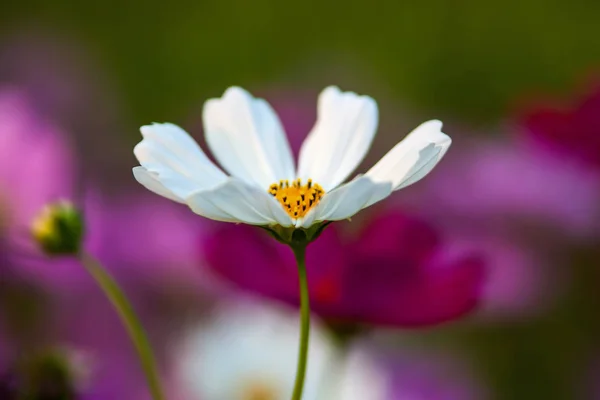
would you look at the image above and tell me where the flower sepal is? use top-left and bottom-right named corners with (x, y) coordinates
top-left (263, 221), bottom-right (331, 247)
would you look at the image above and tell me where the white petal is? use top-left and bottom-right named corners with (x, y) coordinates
top-left (185, 178), bottom-right (293, 226)
top-left (297, 86), bottom-right (378, 191)
top-left (139, 168), bottom-right (204, 200)
top-left (132, 166), bottom-right (184, 203)
top-left (299, 176), bottom-right (391, 227)
top-left (203, 87), bottom-right (295, 189)
top-left (181, 190), bottom-right (241, 223)
top-left (366, 120), bottom-right (451, 191)
top-left (133, 123), bottom-right (228, 201)
top-left (137, 123), bottom-right (227, 188)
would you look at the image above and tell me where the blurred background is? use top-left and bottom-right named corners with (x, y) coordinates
top-left (1, 1), bottom-right (600, 399)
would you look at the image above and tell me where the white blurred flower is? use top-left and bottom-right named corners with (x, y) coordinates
top-left (333, 347), bottom-right (390, 400)
top-left (172, 300), bottom-right (387, 400)
top-left (133, 86), bottom-right (450, 229)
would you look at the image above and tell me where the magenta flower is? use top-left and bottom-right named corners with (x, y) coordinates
top-left (0, 88), bottom-right (84, 287)
top-left (0, 88), bottom-right (75, 241)
top-left (203, 209), bottom-right (484, 327)
top-left (520, 82), bottom-right (600, 169)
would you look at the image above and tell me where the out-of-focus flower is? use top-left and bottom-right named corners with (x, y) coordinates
top-left (171, 299), bottom-right (384, 400)
top-left (400, 134), bottom-right (590, 316)
top-left (0, 88), bottom-right (75, 244)
top-left (331, 347), bottom-right (389, 400)
top-left (0, 88), bottom-right (204, 291)
top-left (203, 210), bottom-right (484, 328)
top-left (133, 86), bottom-right (451, 234)
top-left (404, 136), bottom-right (600, 239)
top-left (0, 87), bottom-right (87, 289)
top-left (519, 83), bottom-right (600, 170)
top-left (171, 297), bottom-right (487, 400)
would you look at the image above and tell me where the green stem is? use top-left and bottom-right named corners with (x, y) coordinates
top-left (291, 244), bottom-right (310, 400)
top-left (78, 251), bottom-right (165, 400)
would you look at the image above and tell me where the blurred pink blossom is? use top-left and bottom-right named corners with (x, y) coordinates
top-left (403, 136), bottom-right (600, 240)
top-left (203, 210), bottom-right (484, 328)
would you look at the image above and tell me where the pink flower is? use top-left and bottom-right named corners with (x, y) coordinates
top-left (403, 136), bottom-right (600, 239)
top-left (203, 209), bottom-right (484, 328)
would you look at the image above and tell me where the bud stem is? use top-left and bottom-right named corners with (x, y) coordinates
top-left (291, 244), bottom-right (310, 400)
top-left (78, 251), bottom-right (165, 400)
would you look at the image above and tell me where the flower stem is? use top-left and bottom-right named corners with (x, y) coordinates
top-left (291, 244), bottom-right (310, 400)
top-left (78, 251), bottom-right (165, 400)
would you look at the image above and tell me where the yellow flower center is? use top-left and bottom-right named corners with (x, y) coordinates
top-left (268, 178), bottom-right (325, 219)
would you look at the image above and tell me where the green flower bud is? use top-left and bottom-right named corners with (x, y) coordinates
top-left (30, 200), bottom-right (84, 256)
top-left (16, 349), bottom-right (84, 400)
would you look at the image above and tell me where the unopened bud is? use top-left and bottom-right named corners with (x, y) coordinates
top-left (31, 200), bottom-right (84, 255)
top-left (16, 348), bottom-right (83, 400)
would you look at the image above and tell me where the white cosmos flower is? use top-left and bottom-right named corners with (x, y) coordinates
top-left (173, 300), bottom-right (337, 400)
top-left (133, 86), bottom-right (451, 228)
top-left (173, 299), bottom-right (386, 400)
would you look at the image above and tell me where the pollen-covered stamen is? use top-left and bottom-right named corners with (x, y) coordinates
top-left (268, 178), bottom-right (325, 219)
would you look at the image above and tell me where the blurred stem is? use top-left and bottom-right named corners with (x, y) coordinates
top-left (78, 251), bottom-right (165, 400)
top-left (291, 244), bottom-right (310, 400)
